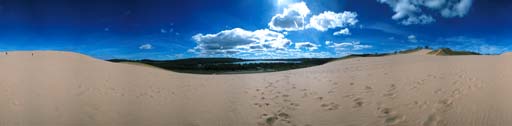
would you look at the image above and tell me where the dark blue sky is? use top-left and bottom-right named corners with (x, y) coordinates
top-left (0, 0), bottom-right (510, 59)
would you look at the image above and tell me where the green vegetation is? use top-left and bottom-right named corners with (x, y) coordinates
top-left (427, 48), bottom-right (480, 55)
top-left (108, 58), bottom-right (336, 74)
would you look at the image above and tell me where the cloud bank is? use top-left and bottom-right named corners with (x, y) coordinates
top-left (378, 0), bottom-right (473, 25)
top-left (268, 2), bottom-right (311, 31)
top-left (190, 28), bottom-right (291, 55)
top-left (333, 28), bottom-right (351, 36)
top-left (189, 2), bottom-right (363, 58)
top-left (308, 11), bottom-right (358, 31)
top-left (326, 41), bottom-right (372, 51)
top-left (295, 42), bottom-right (319, 51)
top-left (269, 2), bottom-right (358, 34)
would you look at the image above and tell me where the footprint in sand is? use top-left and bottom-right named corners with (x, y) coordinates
top-left (353, 98), bottom-right (364, 108)
top-left (377, 107), bottom-right (405, 125)
top-left (253, 102), bottom-right (271, 108)
top-left (382, 92), bottom-right (396, 98)
top-left (435, 98), bottom-right (453, 112)
top-left (365, 86), bottom-right (373, 90)
top-left (384, 115), bottom-right (405, 125)
top-left (258, 112), bottom-right (294, 126)
top-left (289, 103), bottom-right (300, 107)
top-left (320, 102), bottom-right (340, 111)
top-left (422, 114), bottom-right (440, 126)
top-left (383, 84), bottom-right (398, 98)
top-left (377, 107), bottom-right (394, 117)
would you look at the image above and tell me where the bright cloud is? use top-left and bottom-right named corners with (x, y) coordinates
top-left (326, 41), bottom-right (372, 51)
top-left (139, 44), bottom-right (153, 50)
top-left (325, 40), bottom-right (332, 45)
top-left (408, 35), bottom-right (418, 42)
top-left (308, 11), bottom-right (358, 31)
top-left (333, 28), bottom-right (351, 36)
top-left (190, 28), bottom-right (292, 55)
top-left (378, 0), bottom-right (473, 25)
top-left (269, 2), bottom-right (358, 35)
top-left (268, 2), bottom-right (311, 31)
top-left (295, 42), bottom-right (319, 51)
top-left (189, 2), bottom-right (363, 58)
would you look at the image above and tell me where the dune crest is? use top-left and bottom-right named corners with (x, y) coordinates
top-left (404, 49), bottom-right (433, 55)
top-left (1, 51), bottom-right (512, 126)
top-left (1, 51), bottom-right (106, 63)
top-left (501, 52), bottom-right (512, 56)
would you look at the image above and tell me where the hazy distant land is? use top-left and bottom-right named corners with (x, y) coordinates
top-left (107, 47), bottom-right (482, 74)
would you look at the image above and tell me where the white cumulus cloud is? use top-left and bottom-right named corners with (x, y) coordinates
top-left (378, 0), bottom-right (473, 25)
top-left (190, 28), bottom-right (292, 55)
top-left (308, 11), bottom-right (358, 31)
top-left (333, 28), bottom-right (351, 36)
top-left (295, 42), bottom-right (319, 51)
top-left (268, 2), bottom-right (311, 31)
top-left (325, 40), bottom-right (332, 45)
top-left (139, 44), bottom-right (153, 50)
top-left (408, 35), bottom-right (418, 42)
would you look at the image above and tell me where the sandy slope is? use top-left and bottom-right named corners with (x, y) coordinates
top-left (1, 51), bottom-right (512, 126)
top-left (501, 52), bottom-right (512, 56)
top-left (405, 49), bottom-right (432, 55)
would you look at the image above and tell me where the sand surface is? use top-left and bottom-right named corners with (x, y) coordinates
top-left (1, 51), bottom-right (512, 126)
top-left (405, 49), bottom-right (432, 55)
top-left (501, 52), bottom-right (512, 56)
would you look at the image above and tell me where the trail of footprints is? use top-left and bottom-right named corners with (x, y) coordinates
top-left (360, 71), bottom-right (487, 126)
top-left (250, 70), bottom-right (487, 126)
top-left (422, 72), bottom-right (486, 126)
top-left (251, 75), bottom-right (341, 126)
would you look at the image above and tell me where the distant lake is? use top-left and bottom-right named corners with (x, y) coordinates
top-left (230, 60), bottom-right (302, 64)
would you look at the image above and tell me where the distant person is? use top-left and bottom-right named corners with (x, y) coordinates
top-left (4, 52), bottom-right (7, 55)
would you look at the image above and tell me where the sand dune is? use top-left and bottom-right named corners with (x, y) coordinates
top-left (501, 52), bottom-right (512, 56)
top-left (404, 49), bottom-right (433, 55)
top-left (1, 51), bottom-right (512, 126)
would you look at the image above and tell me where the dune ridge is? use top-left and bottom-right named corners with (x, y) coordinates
top-left (501, 52), bottom-right (512, 56)
top-left (1, 51), bottom-right (512, 126)
top-left (403, 49), bottom-right (433, 55)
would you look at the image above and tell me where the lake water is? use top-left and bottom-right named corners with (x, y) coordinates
top-left (230, 60), bottom-right (302, 64)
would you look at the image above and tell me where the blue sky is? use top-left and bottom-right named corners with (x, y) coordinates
top-left (0, 0), bottom-right (510, 59)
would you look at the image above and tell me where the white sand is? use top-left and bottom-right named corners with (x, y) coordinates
top-left (1, 51), bottom-right (512, 126)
